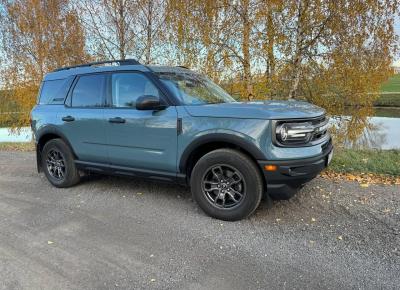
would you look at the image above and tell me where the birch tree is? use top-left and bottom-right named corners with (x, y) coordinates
top-left (0, 0), bottom-right (87, 127)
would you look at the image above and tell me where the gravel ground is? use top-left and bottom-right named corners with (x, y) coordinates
top-left (0, 151), bottom-right (399, 289)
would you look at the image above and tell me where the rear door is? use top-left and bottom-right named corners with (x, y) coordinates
top-left (103, 71), bottom-right (178, 173)
top-left (59, 73), bottom-right (108, 163)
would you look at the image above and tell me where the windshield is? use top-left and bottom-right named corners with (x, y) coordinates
top-left (155, 71), bottom-right (236, 105)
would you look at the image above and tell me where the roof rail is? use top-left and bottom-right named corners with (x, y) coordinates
top-left (53, 59), bottom-right (141, 72)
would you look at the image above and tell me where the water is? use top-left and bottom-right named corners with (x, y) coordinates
top-left (0, 127), bottom-right (32, 142)
top-left (330, 116), bottom-right (400, 150)
top-left (0, 109), bottom-right (399, 149)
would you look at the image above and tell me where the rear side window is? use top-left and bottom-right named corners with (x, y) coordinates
top-left (38, 77), bottom-right (73, 104)
top-left (71, 74), bottom-right (105, 107)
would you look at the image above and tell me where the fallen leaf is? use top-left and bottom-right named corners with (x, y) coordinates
top-left (150, 279), bottom-right (156, 282)
top-left (136, 192), bottom-right (143, 195)
top-left (360, 183), bottom-right (369, 188)
top-left (275, 218), bottom-right (281, 222)
top-left (337, 235), bottom-right (343, 241)
top-left (47, 241), bottom-right (54, 245)
top-left (311, 217), bottom-right (316, 222)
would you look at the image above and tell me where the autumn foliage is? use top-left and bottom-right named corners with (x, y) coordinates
top-left (0, 0), bottom-right (399, 128)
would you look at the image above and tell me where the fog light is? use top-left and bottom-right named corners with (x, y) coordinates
top-left (264, 165), bottom-right (278, 171)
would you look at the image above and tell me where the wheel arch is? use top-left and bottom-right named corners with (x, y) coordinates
top-left (179, 133), bottom-right (266, 180)
top-left (36, 127), bottom-right (77, 172)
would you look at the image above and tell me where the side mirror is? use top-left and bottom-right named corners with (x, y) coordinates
top-left (136, 95), bottom-right (167, 111)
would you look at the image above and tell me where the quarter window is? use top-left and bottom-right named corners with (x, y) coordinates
top-left (111, 73), bottom-right (160, 108)
top-left (71, 74), bottom-right (105, 107)
top-left (39, 77), bottom-right (74, 105)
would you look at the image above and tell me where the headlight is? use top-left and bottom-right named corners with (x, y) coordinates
top-left (276, 122), bottom-right (314, 144)
top-left (279, 124), bottom-right (289, 141)
top-left (274, 117), bottom-right (329, 146)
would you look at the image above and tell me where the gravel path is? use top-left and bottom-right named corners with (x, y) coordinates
top-left (0, 151), bottom-right (399, 289)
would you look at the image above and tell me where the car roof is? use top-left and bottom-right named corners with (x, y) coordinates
top-left (44, 63), bottom-right (197, 81)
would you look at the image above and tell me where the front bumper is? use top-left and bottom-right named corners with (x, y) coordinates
top-left (257, 139), bottom-right (333, 199)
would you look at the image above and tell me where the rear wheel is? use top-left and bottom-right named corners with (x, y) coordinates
top-left (41, 139), bottom-right (80, 188)
top-left (190, 149), bottom-right (263, 221)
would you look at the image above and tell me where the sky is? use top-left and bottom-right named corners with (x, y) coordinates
top-left (394, 15), bottom-right (400, 66)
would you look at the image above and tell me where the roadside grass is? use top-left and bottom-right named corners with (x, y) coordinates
top-left (0, 142), bottom-right (34, 152)
top-left (329, 149), bottom-right (400, 176)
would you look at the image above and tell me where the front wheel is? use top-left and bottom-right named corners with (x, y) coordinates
top-left (190, 149), bottom-right (264, 221)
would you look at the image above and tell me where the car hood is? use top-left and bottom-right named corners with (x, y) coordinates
top-left (184, 100), bottom-right (326, 120)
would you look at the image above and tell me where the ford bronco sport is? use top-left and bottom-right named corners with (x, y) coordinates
top-left (31, 59), bottom-right (333, 221)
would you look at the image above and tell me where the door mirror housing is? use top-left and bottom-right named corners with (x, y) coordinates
top-left (136, 95), bottom-right (167, 111)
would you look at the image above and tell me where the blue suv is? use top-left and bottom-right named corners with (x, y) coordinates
top-left (31, 59), bottom-right (333, 221)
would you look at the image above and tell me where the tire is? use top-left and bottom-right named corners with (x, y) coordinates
top-left (190, 149), bottom-right (264, 221)
top-left (41, 138), bottom-right (80, 188)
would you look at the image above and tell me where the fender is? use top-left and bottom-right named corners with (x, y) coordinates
top-left (35, 125), bottom-right (78, 172)
top-left (179, 132), bottom-right (266, 173)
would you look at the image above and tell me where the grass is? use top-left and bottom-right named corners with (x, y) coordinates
top-left (374, 107), bottom-right (400, 118)
top-left (329, 149), bottom-right (400, 176)
top-left (374, 93), bottom-right (400, 107)
top-left (0, 142), bottom-right (34, 151)
top-left (380, 74), bottom-right (400, 92)
top-left (375, 74), bottom-right (400, 107)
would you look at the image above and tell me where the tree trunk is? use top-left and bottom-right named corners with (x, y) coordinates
top-left (288, 0), bottom-right (304, 99)
top-left (145, 0), bottom-right (153, 64)
top-left (117, 0), bottom-right (126, 60)
top-left (241, 0), bottom-right (253, 101)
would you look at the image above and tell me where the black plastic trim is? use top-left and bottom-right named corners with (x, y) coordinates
top-left (258, 138), bottom-right (333, 199)
top-left (179, 133), bottom-right (266, 173)
top-left (35, 126), bottom-right (79, 171)
top-left (75, 160), bottom-right (186, 184)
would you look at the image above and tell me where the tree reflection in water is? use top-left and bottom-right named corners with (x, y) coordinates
top-left (329, 106), bottom-right (390, 150)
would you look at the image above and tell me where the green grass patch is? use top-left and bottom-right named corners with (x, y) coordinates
top-left (374, 107), bottom-right (400, 118)
top-left (330, 149), bottom-right (400, 176)
top-left (0, 142), bottom-right (34, 151)
top-left (380, 74), bottom-right (400, 92)
top-left (374, 93), bottom-right (400, 107)
top-left (375, 74), bottom-right (400, 107)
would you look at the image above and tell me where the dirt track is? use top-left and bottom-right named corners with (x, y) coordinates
top-left (0, 151), bottom-right (399, 289)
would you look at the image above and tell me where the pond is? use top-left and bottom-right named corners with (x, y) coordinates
top-left (0, 107), bottom-right (399, 150)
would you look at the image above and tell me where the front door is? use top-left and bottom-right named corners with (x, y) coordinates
top-left (103, 72), bottom-right (178, 173)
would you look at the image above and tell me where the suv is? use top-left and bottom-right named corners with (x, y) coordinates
top-left (31, 59), bottom-right (333, 221)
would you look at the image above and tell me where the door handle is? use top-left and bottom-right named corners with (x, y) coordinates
top-left (108, 117), bottom-right (126, 123)
top-left (62, 116), bottom-right (75, 122)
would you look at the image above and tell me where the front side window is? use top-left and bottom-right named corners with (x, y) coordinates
top-left (111, 73), bottom-right (160, 108)
top-left (155, 71), bottom-right (236, 105)
top-left (71, 74), bottom-right (105, 107)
